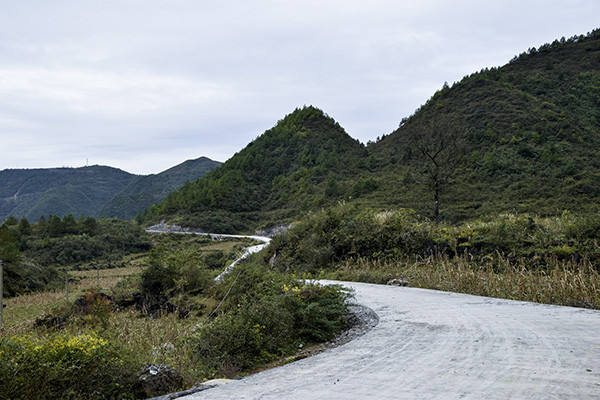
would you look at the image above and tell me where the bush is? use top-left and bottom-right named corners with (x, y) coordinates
top-left (270, 204), bottom-right (600, 272)
top-left (0, 334), bottom-right (140, 400)
top-left (188, 262), bottom-right (350, 377)
top-left (269, 204), bottom-right (428, 272)
top-left (140, 245), bottom-right (213, 298)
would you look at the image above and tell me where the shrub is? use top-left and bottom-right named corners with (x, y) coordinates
top-left (140, 245), bottom-right (213, 299)
top-left (270, 205), bottom-right (600, 272)
top-left (0, 334), bottom-right (140, 400)
top-left (188, 261), bottom-right (350, 377)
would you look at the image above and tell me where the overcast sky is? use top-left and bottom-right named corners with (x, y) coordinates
top-left (1, 1), bottom-right (598, 175)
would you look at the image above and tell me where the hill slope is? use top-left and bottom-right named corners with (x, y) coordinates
top-left (147, 29), bottom-right (600, 230)
top-left (367, 28), bottom-right (600, 220)
top-left (0, 166), bottom-right (137, 222)
top-left (144, 106), bottom-right (368, 232)
top-left (0, 157), bottom-right (221, 222)
top-left (99, 157), bottom-right (221, 219)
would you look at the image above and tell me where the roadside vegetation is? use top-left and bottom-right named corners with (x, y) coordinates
top-left (0, 215), bottom-right (151, 297)
top-left (267, 203), bottom-right (600, 309)
top-left (0, 232), bottom-right (351, 400)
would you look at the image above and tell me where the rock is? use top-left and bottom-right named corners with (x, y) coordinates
top-left (387, 278), bottom-right (409, 287)
top-left (138, 363), bottom-right (183, 398)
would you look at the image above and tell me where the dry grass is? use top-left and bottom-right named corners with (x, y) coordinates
top-left (1, 264), bottom-right (216, 388)
top-left (325, 256), bottom-right (600, 309)
top-left (2, 266), bottom-right (143, 335)
top-left (198, 240), bottom-right (246, 252)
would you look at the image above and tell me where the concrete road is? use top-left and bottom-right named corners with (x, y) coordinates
top-left (183, 281), bottom-right (600, 400)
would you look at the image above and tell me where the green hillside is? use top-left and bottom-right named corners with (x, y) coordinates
top-left (144, 106), bottom-right (368, 232)
top-left (147, 29), bottom-right (600, 231)
top-left (367, 28), bottom-right (600, 221)
top-left (0, 166), bottom-right (137, 222)
top-left (0, 158), bottom-right (221, 222)
top-left (99, 157), bottom-right (221, 219)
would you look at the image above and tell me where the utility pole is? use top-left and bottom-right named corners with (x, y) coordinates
top-left (0, 259), bottom-right (4, 330)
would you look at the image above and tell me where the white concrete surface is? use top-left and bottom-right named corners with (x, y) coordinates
top-left (184, 281), bottom-right (600, 400)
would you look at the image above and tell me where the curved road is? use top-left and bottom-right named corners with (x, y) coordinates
top-left (183, 281), bottom-right (600, 400)
top-left (145, 225), bottom-right (271, 280)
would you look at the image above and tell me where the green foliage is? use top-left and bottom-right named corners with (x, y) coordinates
top-left (140, 244), bottom-right (213, 299)
top-left (0, 225), bottom-right (20, 263)
top-left (0, 334), bottom-right (140, 400)
top-left (23, 218), bottom-right (151, 268)
top-left (144, 106), bottom-right (367, 232)
top-left (269, 204), bottom-right (428, 272)
top-left (270, 204), bottom-right (600, 272)
top-left (0, 217), bottom-right (150, 297)
top-left (370, 30), bottom-right (600, 221)
top-left (188, 261), bottom-right (350, 377)
top-left (0, 224), bottom-right (63, 297)
top-left (351, 177), bottom-right (379, 197)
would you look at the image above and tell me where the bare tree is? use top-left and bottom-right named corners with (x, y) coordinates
top-left (410, 115), bottom-right (464, 222)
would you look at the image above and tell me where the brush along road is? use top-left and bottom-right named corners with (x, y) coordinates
top-left (183, 280), bottom-right (600, 400)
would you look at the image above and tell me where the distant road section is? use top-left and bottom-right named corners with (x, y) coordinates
top-left (145, 223), bottom-right (271, 280)
top-left (183, 281), bottom-right (600, 400)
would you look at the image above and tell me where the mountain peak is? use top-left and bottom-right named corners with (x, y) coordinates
top-left (145, 107), bottom-right (366, 232)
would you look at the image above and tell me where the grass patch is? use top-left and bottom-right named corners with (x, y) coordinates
top-left (319, 256), bottom-right (600, 309)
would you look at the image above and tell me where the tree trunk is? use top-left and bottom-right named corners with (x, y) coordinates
top-left (433, 178), bottom-right (440, 222)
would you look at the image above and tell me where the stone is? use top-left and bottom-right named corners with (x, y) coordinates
top-left (387, 278), bottom-right (409, 287)
top-left (138, 363), bottom-right (183, 398)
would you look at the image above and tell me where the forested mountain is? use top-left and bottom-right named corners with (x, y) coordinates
top-left (99, 157), bottom-right (221, 219)
top-left (368, 28), bottom-right (600, 221)
top-left (143, 106), bottom-right (368, 232)
top-left (0, 166), bottom-right (137, 222)
top-left (147, 29), bottom-right (600, 231)
top-left (0, 157), bottom-right (220, 222)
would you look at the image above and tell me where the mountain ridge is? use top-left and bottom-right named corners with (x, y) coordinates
top-left (0, 157), bottom-right (221, 222)
top-left (146, 28), bottom-right (600, 230)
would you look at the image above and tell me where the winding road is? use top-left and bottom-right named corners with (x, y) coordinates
top-left (147, 226), bottom-right (600, 399)
top-left (183, 282), bottom-right (600, 399)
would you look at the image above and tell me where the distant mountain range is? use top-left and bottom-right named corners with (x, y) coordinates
top-left (0, 157), bottom-right (221, 222)
top-left (144, 28), bottom-right (600, 232)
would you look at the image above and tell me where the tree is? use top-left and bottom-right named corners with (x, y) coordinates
top-left (80, 217), bottom-right (98, 236)
top-left (2, 216), bottom-right (18, 227)
top-left (48, 215), bottom-right (63, 236)
top-left (409, 113), bottom-right (465, 221)
top-left (62, 214), bottom-right (78, 234)
top-left (0, 226), bottom-right (20, 263)
top-left (17, 218), bottom-right (32, 236)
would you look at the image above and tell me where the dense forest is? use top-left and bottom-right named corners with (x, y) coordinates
top-left (369, 28), bottom-right (600, 221)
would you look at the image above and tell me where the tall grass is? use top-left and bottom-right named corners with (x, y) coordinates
top-left (323, 255), bottom-right (600, 309)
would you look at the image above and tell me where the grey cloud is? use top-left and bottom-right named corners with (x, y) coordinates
top-left (1, 0), bottom-right (599, 174)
